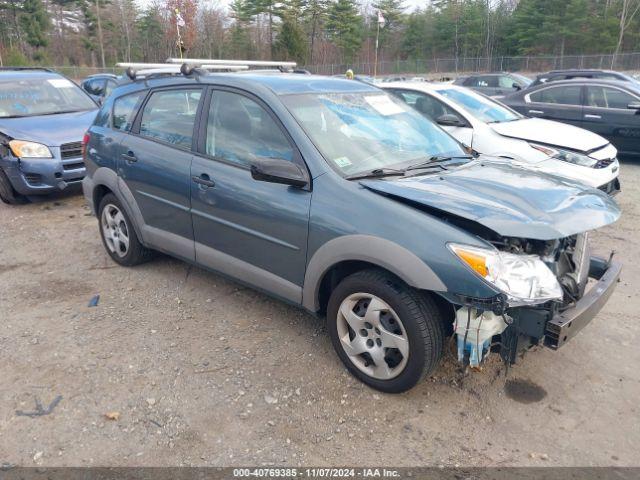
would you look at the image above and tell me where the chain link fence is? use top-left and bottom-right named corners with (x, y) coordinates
top-left (6, 52), bottom-right (640, 80)
top-left (304, 52), bottom-right (640, 78)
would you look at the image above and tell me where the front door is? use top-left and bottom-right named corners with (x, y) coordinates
top-left (582, 85), bottom-right (640, 156)
top-left (190, 88), bottom-right (311, 304)
top-left (120, 86), bottom-right (204, 260)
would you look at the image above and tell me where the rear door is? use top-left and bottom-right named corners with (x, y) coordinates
top-left (582, 85), bottom-right (640, 156)
top-left (524, 84), bottom-right (583, 127)
top-left (120, 86), bottom-right (204, 261)
top-left (190, 87), bottom-right (311, 303)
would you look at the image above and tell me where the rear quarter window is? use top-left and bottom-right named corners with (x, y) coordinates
top-left (112, 91), bottom-right (146, 131)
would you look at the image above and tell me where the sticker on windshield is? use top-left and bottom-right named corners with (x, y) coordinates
top-left (47, 78), bottom-right (75, 88)
top-left (364, 95), bottom-right (405, 116)
top-left (334, 157), bottom-right (352, 168)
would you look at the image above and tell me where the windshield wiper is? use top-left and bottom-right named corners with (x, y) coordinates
top-left (405, 155), bottom-right (473, 171)
top-left (345, 167), bottom-right (406, 181)
top-left (39, 109), bottom-right (85, 116)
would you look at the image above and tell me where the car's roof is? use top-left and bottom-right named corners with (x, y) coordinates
top-left (543, 69), bottom-right (619, 75)
top-left (529, 77), bottom-right (639, 91)
top-left (120, 72), bottom-right (381, 96)
top-left (85, 73), bottom-right (118, 80)
top-left (380, 81), bottom-right (459, 92)
top-left (0, 69), bottom-right (64, 80)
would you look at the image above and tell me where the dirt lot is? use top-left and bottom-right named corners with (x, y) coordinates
top-left (1, 163), bottom-right (639, 468)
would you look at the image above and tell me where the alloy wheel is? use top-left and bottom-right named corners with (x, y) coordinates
top-left (101, 203), bottom-right (130, 258)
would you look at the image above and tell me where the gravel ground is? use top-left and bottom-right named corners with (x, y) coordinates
top-left (1, 162), bottom-right (639, 468)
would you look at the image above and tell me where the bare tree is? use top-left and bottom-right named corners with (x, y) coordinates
top-left (612, 0), bottom-right (640, 67)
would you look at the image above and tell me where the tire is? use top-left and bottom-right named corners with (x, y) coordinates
top-left (0, 168), bottom-right (28, 205)
top-left (327, 269), bottom-right (445, 393)
top-left (98, 193), bottom-right (152, 266)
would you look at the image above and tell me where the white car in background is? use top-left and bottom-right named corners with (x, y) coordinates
top-left (382, 82), bottom-right (620, 194)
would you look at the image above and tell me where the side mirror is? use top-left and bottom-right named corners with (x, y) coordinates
top-left (250, 157), bottom-right (308, 188)
top-left (436, 113), bottom-right (465, 127)
top-left (512, 83), bottom-right (522, 91)
top-left (627, 102), bottom-right (640, 111)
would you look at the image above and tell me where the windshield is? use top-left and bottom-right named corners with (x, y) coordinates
top-left (282, 92), bottom-right (466, 176)
top-left (0, 77), bottom-right (96, 118)
top-left (436, 88), bottom-right (521, 123)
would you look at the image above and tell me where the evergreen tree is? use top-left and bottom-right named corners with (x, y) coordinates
top-left (326, 0), bottom-right (363, 63)
top-left (276, 12), bottom-right (307, 62)
top-left (19, 0), bottom-right (49, 49)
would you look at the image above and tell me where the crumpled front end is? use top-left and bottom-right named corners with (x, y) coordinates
top-left (447, 233), bottom-right (621, 367)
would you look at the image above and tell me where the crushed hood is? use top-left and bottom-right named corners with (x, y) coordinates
top-left (0, 109), bottom-right (98, 147)
top-left (490, 118), bottom-right (609, 153)
top-left (361, 159), bottom-right (620, 240)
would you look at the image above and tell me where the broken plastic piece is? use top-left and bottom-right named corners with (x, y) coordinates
top-left (88, 294), bottom-right (100, 307)
top-left (454, 307), bottom-right (509, 367)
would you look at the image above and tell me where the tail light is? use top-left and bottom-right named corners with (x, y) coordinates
top-left (82, 132), bottom-right (90, 159)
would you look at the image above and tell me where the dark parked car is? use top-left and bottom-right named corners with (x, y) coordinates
top-left (83, 70), bottom-right (620, 393)
top-left (530, 69), bottom-right (640, 88)
top-left (0, 68), bottom-right (99, 204)
top-left (503, 79), bottom-right (640, 157)
top-left (81, 73), bottom-right (120, 103)
top-left (453, 72), bottom-right (532, 97)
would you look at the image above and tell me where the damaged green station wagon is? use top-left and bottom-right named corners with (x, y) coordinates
top-left (83, 69), bottom-right (622, 392)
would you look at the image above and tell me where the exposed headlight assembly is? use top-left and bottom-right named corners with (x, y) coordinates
top-left (449, 243), bottom-right (563, 305)
top-left (9, 140), bottom-right (52, 159)
top-left (530, 143), bottom-right (597, 168)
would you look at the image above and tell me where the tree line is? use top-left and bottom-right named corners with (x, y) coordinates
top-left (1, 0), bottom-right (639, 70)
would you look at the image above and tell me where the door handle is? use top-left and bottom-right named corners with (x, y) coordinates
top-left (584, 114), bottom-right (602, 120)
top-left (121, 151), bottom-right (137, 163)
top-left (528, 110), bottom-right (544, 115)
top-left (192, 174), bottom-right (215, 188)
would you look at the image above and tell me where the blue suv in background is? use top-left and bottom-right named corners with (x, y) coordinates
top-left (0, 68), bottom-right (98, 204)
top-left (83, 70), bottom-right (621, 392)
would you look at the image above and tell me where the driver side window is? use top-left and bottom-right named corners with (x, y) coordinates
top-left (393, 90), bottom-right (459, 122)
top-left (206, 91), bottom-right (294, 168)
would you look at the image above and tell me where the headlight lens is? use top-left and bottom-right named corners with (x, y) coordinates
top-left (9, 140), bottom-right (52, 158)
top-left (530, 143), bottom-right (597, 168)
top-left (449, 243), bottom-right (563, 305)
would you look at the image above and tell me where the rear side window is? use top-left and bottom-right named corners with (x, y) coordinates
top-left (113, 91), bottom-right (146, 131)
top-left (205, 90), bottom-right (293, 167)
top-left (466, 76), bottom-right (498, 88)
top-left (139, 89), bottom-right (201, 149)
top-left (529, 86), bottom-right (582, 105)
top-left (586, 86), bottom-right (638, 109)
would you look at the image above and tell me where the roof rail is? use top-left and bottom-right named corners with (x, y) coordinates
top-left (166, 58), bottom-right (297, 69)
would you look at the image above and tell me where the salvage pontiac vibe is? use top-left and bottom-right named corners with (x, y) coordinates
top-left (82, 68), bottom-right (621, 392)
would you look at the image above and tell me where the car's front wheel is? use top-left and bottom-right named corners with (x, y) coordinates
top-left (327, 269), bottom-right (445, 393)
top-left (98, 193), bottom-right (151, 266)
top-left (0, 169), bottom-right (27, 205)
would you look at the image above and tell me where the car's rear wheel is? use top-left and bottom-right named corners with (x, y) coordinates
top-left (327, 269), bottom-right (445, 393)
top-left (0, 169), bottom-right (28, 205)
top-left (98, 193), bottom-right (151, 266)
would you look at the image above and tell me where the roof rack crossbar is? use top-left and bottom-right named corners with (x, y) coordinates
top-left (116, 62), bottom-right (248, 71)
top-left (165, 58), bottom-right (297, 68)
